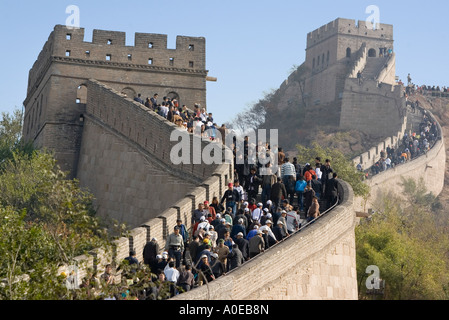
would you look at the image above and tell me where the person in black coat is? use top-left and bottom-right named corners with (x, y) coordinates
top-left (143, 238), bottom-right (160, 271)
top-left (227, 244), bottom-right (245, 270)
top-left (234, 233), bottom-right (250, 261)
top-left (325, 172), bottom-right (339, 210)
top-left (273, 221), bottom-right (287, 241)
top-left (270, 177), bottom-right (287, 210)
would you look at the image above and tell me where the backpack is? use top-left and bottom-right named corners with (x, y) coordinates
top-left (295, 180), bottom-right (307, 192)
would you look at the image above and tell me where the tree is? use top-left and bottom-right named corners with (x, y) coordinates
top-left (356, 177), bottom-right (449, 300)
top-left (0, 108), bottom-right (33, 165)
top-left (0, 109), bottom-right (115, 300)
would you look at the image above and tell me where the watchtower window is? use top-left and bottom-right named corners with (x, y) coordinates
top-left (148, 42), bottom-right (153, 48)
top-left (346, 47), bottom-right (351, 58)
top-left (189, 44), bottom-right (194, 51)
top-left (65, 50), bottom-right (71, 57)
top-left (107, 39), bottom-right (112, 45)
top-left (148, 58), bottom-right (153, 65)
top-left (106, 54), bottom-right (112, 61)
top-left (85, 50), bottom-right (90, 57)
top-left (312, 58), bottom-right (315, 69)
top-left (189, 61), bottom-right (194, 68)
top-left (66, 34), bottom-right (72, 40)
top-left (169, 57), bottom-right (174, 66)
top-left (127, 54), bottom-right (132, 61)
top-left (317, 56), bottom-right (320, 66)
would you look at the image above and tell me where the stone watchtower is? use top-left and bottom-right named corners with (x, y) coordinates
top-left (23, 25), bottom-right (209, 178)
top-left (304, 17), bottom-right (395, 106)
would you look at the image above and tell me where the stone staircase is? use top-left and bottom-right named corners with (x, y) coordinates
top-left (361, 56), bottom-right (390, 80)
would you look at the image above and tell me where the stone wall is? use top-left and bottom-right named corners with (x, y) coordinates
top-left (339, 78), bottom-right (405, 136)
top-left (352, 115), bottom-right (408, 169)
top-left (172, 179), bottom-right (358, 300)
top-left (76, 79), bottom-right (231, 228)
top-left (360, 110), bottom-right (446, 210)
top-left (23, 25), bottom-right (209, 178)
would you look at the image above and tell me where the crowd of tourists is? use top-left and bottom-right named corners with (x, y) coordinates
top-left (134, 93), bottom-right (225, 140)
top-left (96, 151), bottom-right (342, 300)
top-left (361, 101), bottom-right (439, 177)
top-left (74, 94), bottom-right (342, 299)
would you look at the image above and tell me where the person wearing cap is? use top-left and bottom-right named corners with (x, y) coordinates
top-left (196, 245), bottom-right (212, 268)
top-left (165, 226), bottom-right (185, 269)
top-left (259, 208), bottom-right (270, 226)
top-left (218, 219), bottom-right (232, 241)
top-left (208, 225), bottom-right (218, 249)
top-left (234, 209), bottom-right (249, 232)
top-left (227, 243), bottom-right (244, 270)
top-left (220, 182), bottom-right (241, 216)
top-left (210, 213), bottom-right (222, 230)
top-left (197, 216), bottom-right (210, 235)
top-left (248, 230), bottom-right (265, 258)
top-left (211, 252), bottom-right (226, 279)
top-left (251, 202), bottom-right (264, 224)
top-left (278, 210), bottom-right (289, 236)
top-left (246, 225), bottom-right (260, 241)
top-left (143, 237), bottom-right (160, 270)
top-left (198, 254), bottom-right (215, 285)
top-left (273, 220), bottom-right (287, 241)
top-left (234, 232), bottom-right (250, 261)
top-left (243, 207), bottom-right (252, 232)
top-left (263, 220), bottom-right (277, 243)
top-left (231, 218), bottom-right (247, 241)
top-left (155, 253), bottom-right (169, 274)
top-left (259, 226), bottom-right (273, 250)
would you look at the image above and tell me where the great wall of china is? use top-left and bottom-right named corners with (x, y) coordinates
top-left (22, 19), bottom-right (446, 300)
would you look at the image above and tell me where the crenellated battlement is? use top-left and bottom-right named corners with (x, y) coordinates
top-left (27, 25), bottom-right (206, 95)
top-left (307, 18), bottom-right (393, 48)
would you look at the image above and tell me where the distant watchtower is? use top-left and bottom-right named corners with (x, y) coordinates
top-left (23, 25), bottom-right (208, 177)
top-left (303, 18), bottom-right (395, 106)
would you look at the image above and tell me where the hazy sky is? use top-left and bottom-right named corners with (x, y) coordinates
top-left (0, 0), bottom-right (447, 124)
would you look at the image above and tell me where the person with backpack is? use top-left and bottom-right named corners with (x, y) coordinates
top-left (295, 176), bottom-right (307, 212)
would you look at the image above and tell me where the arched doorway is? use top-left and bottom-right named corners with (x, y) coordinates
top-left (121, 87), bottom-right (136, 99)
top-left (346, 47), bottom-right (351, 58)
top-left (368, 48), bottom-right (377, 57)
